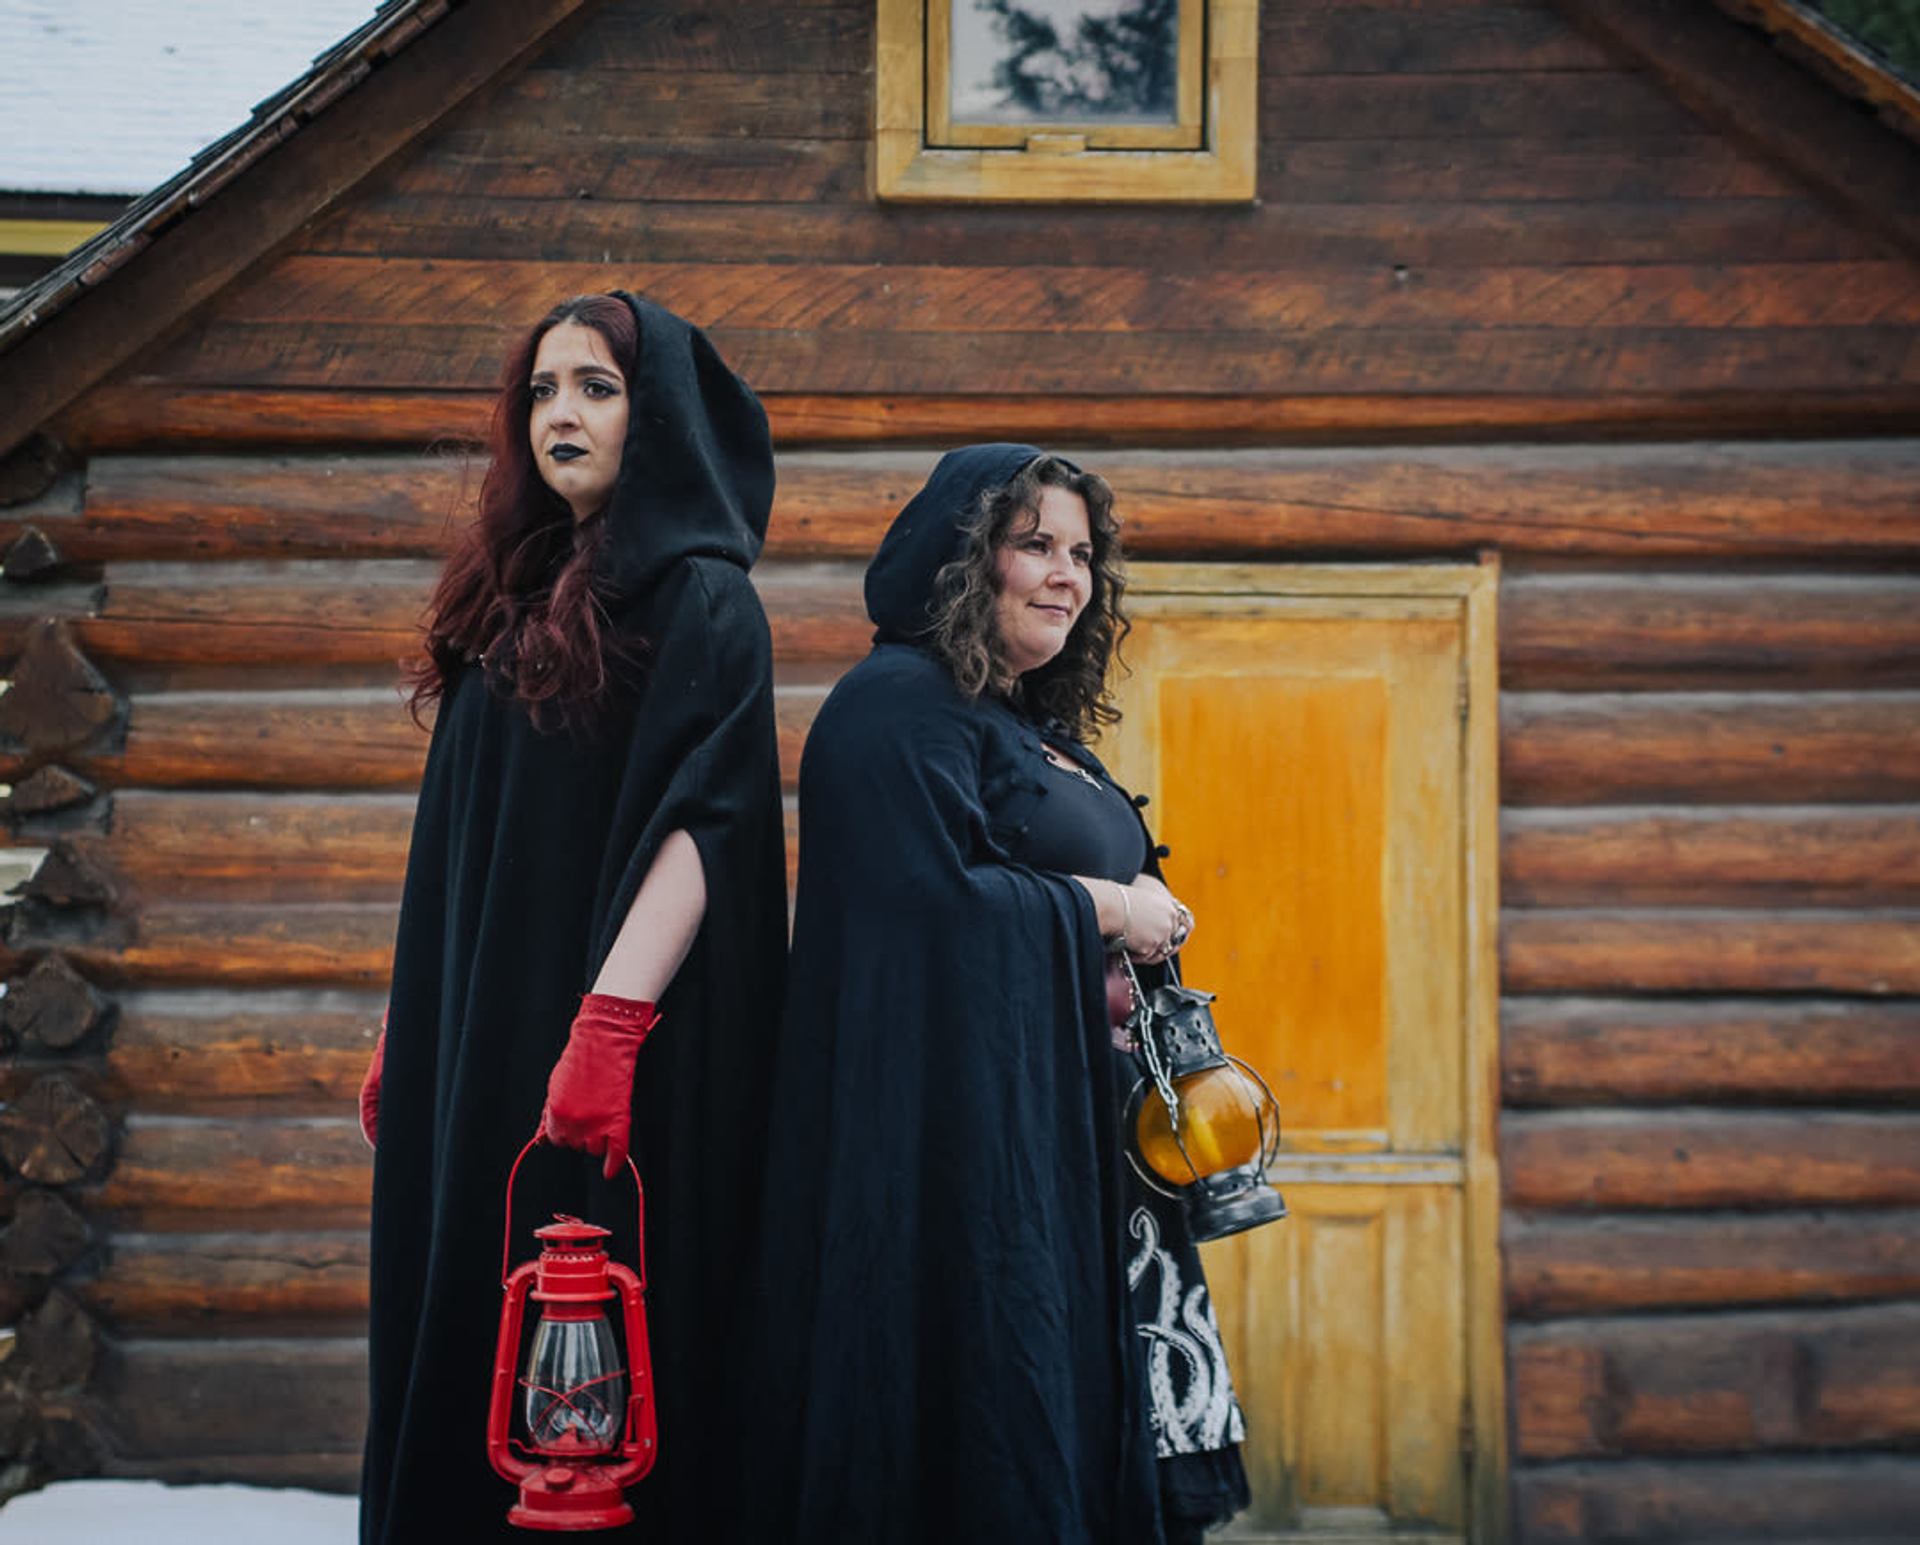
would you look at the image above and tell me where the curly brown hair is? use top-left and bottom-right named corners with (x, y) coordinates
top-left (924, 454), bottom-right (1128, 741)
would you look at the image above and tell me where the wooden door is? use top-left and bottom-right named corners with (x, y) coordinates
top-left (1105, 564), bottom-right (1503, 1543)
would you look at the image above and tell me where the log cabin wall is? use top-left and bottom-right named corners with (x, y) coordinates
top-left (1, 0), bottom-right (1918, 1536)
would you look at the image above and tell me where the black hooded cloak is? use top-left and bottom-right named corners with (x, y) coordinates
top-left (361, 295), bottom-right (787, 1544)
top-left (745, 445), bottom-right (1244, 1544)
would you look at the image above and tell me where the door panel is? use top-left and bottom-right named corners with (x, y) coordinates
top-left (1106, 568), bottom-right (1499, 1540)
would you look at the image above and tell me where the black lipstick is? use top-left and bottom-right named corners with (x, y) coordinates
top-left (550, 443), bottom-right (586, 462)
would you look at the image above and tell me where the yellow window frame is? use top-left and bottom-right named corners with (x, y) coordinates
top-left (877, 0), bottom-right (1257, 202)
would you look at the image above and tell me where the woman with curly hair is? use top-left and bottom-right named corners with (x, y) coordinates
top-left (748, 444), bottom-right (1250, 1544)
top-left (357, 293), bottom-right (787, 1544)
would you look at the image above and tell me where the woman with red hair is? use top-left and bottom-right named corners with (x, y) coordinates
top-left (357, 293), bottom-right (786, 1543)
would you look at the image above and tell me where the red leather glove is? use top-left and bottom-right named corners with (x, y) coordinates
top-left (540, 993), bottom-right (660, 1179)
top-left (359, 1015), bottom-right (386, 1150)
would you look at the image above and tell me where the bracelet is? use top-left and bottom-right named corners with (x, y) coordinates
top-left (1105, 879), bottom-right (1132, 951)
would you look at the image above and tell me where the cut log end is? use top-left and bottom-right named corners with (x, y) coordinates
top-left (17, 1291), bottom-right (99, 1393)
top-left (0, 435), bottom-right (69, 510)
top-left (0, 1074), bottom-right (113, 1185)
top-left (22, 841), bottom-right (117, 910)
top-left (0, 621), bottom-right (123, 765)
top-left (0, 1188), bottom-right (91, 1280)
top-left (2, 527), bottom-right (63, 583)
top-left (3, 953), bottom-right (106, 1051)
top-left (2, 766), bottom-right (98, 819)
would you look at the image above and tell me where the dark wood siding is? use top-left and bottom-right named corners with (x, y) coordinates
top-left (50, 0), bottom-right (1920, 449)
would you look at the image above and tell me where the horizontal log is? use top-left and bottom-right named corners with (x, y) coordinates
top-left (1502, 693), bottom-right (1920, 805)
top-left (1501, 806), bottom-right (1920, 907)
top-left (0, 559), bottom-right (868, 671)
top-left (107, 989), bottom-right (381, 1114)
top-left (66, 561), bottom-right (431, 667)
top-left (1502, 572), bottom-right (1920, 690)
top-left (60, 385), bottom-right (1920, 455)
top-left (205, 436), bottom-right (1917, 560)
top-left (219, 256), bottom-right (1920, 334)
top-left (5, 998), bottom-right (381, 1120)
top-left (38, 685), bottom-right (817, 794)
top-left (1502, 909), bottom-right (1920, 994)
top-left (90, 1117), bottom-right (369, 1221)
top-left (66, 689), bottom-right (429, 791)
top-left (92, 1335), bottom-right (366, 1459)
top-left (18, 443), bottom-right (1920, 565)
top-left (75, 456), bottom-right (463, 560)
top-left (1513, 1455), bottom-right (1920, 1544)
top-left (1502, 1210), bottom-right (1920, 1318)
top-left (12, 794), bottom-right (387, 914)
top-left (88, 791), bottom-right (413, 904)
top-left (132, 317), bottom-right (1920, 400)
top-left (77, 1230), bottom-right (369, 1332)
top-left (304, 193), bottom-right (1886, 271)
top-left (1512, 1302), bottom-right (1920, 1460)
top-left (5, 902), bottom-right (398, 988)
top-left (1502, 998), bottom-right (1920, 1106)
top-left (1504, 1110), bottom-right (1920, 1210)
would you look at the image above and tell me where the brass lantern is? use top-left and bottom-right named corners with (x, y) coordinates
top-left (1122, 960), bottom-right (1287, 1242)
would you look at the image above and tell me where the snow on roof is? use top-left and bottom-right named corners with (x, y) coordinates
top-left (0, 0), bottom-right (384, 196)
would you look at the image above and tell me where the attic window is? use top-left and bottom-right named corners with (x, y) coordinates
top-left (876, 0), bottom-right (1256, 202)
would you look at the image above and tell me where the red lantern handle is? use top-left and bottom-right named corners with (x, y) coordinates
top-left (501, 1133), bottom-right (647, 1288)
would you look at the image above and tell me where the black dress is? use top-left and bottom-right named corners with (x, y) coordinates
top-left (1017, 738), bottom-right (1253, 1542)
top-left (361, 297), bottom-right (787, 1545)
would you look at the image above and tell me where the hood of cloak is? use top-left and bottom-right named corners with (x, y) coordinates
top-left (864, 441), bottom-right (1085, 644)
top-left (596, 290), bottom-right (774, 598)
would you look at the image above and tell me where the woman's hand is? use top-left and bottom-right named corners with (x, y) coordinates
top-left (358, 1017), bottom-right (386, 1150)
top-left (1132, 875), bottom-right (1196, 957)
top-left (1074, 876), bottom-right (1197, 962)
top-left (1119, 879), bottom-right (1186, 964)
top-left (541, 994), bottom-right (660, 1179)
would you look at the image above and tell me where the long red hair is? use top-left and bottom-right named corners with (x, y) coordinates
top-left (408, 295), bottom-right (642, 731)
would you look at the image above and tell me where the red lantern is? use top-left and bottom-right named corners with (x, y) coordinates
top-left (487, 1137), bottom-right (657, 1531)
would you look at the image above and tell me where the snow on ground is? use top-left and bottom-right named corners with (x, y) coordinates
top-left (0, 1480), bottom-right (356, 1542)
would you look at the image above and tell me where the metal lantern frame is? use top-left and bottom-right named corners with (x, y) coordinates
top-left (487, 1135), bottom-right (658, 1532)
top-left (1118, 954), bottom-right (1288, 1240)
